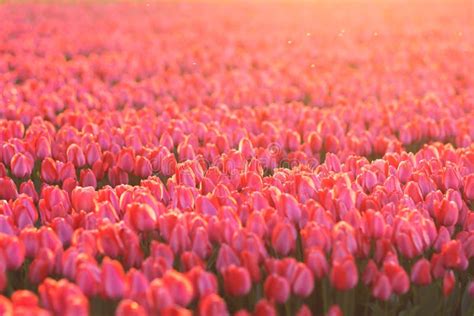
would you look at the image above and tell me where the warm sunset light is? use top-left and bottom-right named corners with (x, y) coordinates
top-left (0, 0), bottom-right (473, 315)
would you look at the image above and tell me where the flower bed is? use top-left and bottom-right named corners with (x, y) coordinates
top-left (0, 1), bottom-right (473, 315)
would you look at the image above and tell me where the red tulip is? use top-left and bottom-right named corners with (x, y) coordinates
top-left (11, 290), bottom-right (39, 308)
top-left (264, 274), bottom-right (290, 303)
top-left (434, 199), bottom-right (459, 227)
top-left (442, 270), bottom-right (455, 296)
top-left (71, 186), bottom-right (96, 213)
top-left (35, 136), bottom-right (52, 160)
top-left (116, 299), bottom-right (147, 316)
top-left (468, 281), bottom-right (474, 298)
top-left (330, 257), bottom-right (358, 291)
top-left (1, 235), bottom-right (26, 269)
top-left (223, 265), bottom-right (251, 297)
top-left (39, 278), bottom-right (89, 316)
top-left (11, 152), bottom-right (34, 178)
top-left (85, 142), bottom-right (102, 166)
top-left (292, 263), bottom-right (314, 298)
top-left (296, 304), bottom-right (312, 316)
top-left (0, 295), bottom-right (12, 315)
top-left (372, 273), bottom-right (392, 301)
top-left (134, 155), bottom-right (153, 178)
top-left (79, 169), bottom-right (97, 188)
top-left (216, 244), bottom-right (240, 273)
top-left (187, 267), bottom-right (218, 298)
top-left (198, 294), bottom-right (229, 316)
top-left (124, 202), bottom-right (157, 231)
top-left (162, 270), bottom-right (195, 306)
top-left (326, 305), bottom-right (343, 316)
top-left (75, 262), bottom-right (101, 297)
top-left (464, 174), bottom-right (474, 200)
top-left (101, 257), bottom-right (127, 299)
top-left (254, 299), bottom-right (277, 316)
top-left (441, 240), bottom-right (466, 269)
top-left (363, 259), bottom-right (378, 286)
top-left (12, 195), bottom-right (38, 228)
top-left (382, 261), bottom-right (410, 295)
top-left (117, 148), bottom-right (135, 173)
top-left (0, 177), bottom-right (18, 200)
top-left (29, 249), bottom-right (55, 284)
top-left (147, 279), bottom-right (174, 312)
top-left (169, 222), bottom-right (191, 255)
top-left (66, 144), bottom-right (86, 168)
top-left (410, 258), bottom-right (432, 286)
top-left (19, 180), bottom-right (39, 202)
top-left (277, 193), bottom-right (302, 224)
top-left (271, 222), bottom-right (296, 256)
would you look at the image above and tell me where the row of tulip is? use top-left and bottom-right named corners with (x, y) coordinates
top-left (1, 1), bottom-right (473, 315)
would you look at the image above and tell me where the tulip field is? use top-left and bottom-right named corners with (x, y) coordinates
top-left (0, 0), bottom-right (473, 315)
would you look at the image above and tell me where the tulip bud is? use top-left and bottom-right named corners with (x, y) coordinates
top-left (71, 186), bottom-right (96, 213)
top-left (468, 281), bottom-right (474, 298)
top-left (410, 258), bottom-right (432, 286)
top-left (223, 265), bottom-right (251, 297)
top-left (434, 199), bottom-right (459, 227)
top-left (271, 222), bottom-right (296, 256)
top-left (187, 266), bottom-right (218, 298)
top-left (198, 294), bottom-right (229, 316)
top-left (116, 299), bottom-right (147, 316)
top-left (79, 169), bottom-right (97, 188)
top-left (442, 270), bottom-right (455, 297)
top-left (134, 156), bottom-right (153, 178)
top-left (372, 273), bottom-right (392, 301)
top-left (292, 263), bottom-right (314, 297)
top-left (277, 193), bottom-right (302, 224)
top-left (147, 279), bottom-right (174, 312)
top-left (264, 274), bottom-right (290, 303)
top-left (66, 144), bottom-right (86, 168)
top-left (41, 158), bottom-right (58, 184)
top-left (124, 202), bottom-right (157, 232)
top-left (85, 142), bottom-right (102, 166)
top-left (363, 259), bottom-right (378, 286)
top-left (101, 257), bottom-right (127, 299)
top-left (330, 257), bottom-right (358, 291)
top-left (169, 223), bottom-right (191, 255)
top-left (254, 299), bottom-right (277, 316)
top-left (162, 270), bottom-right (194, 306)
top-left (326, 305), bottom-right (343, 316)
top-left (464, 174), bottom-right (474, 200)
top-left (35, 136), bottom-right (52, 160)
top-left (76, 262), bottom-right (101, 297)
top-left (11, 153), bottom-right (34, 178)
top-left (0, 177), bottom-right (18, 200)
